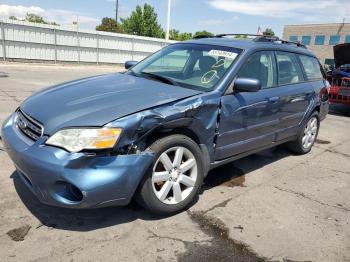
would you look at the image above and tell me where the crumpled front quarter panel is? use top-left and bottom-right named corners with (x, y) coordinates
top-left (107, 92), bottom-right (222, 161)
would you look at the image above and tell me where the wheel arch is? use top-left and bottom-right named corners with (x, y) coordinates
top-left (300, 99), bottom-right (321, 128)
top-left (314, 105), bottom-right (321, 114)
top-left (137, 119), bottom-right (212, 176)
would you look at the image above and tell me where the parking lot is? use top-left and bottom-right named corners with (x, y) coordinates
top-left (0, 63), bottom-right (349, 262)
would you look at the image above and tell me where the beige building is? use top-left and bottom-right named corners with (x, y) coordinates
top-left (283, 23), bottom-right (350, 67)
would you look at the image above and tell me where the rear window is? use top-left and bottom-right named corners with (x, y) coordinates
top-left (299, 55), bottom-right (323, 81)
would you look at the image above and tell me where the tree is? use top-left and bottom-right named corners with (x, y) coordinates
top-left (25, 13), bottom-right (59, 25)
top-left (96, 17), bottom-right (123, 33)
top-left (169, 30), bottom-right (192, 41)
top-left (193, 30), bottom-right (214, 38)
top-left (9, 13), bottom-right (59, 25)
top-left (25, 13), bottom-right (47, 24)
top-left (263, 28), bottom-right (275, 36)
top-left (178, 32), bottom-right (193, 41)
top-left (120, 4), bottom-right (164, 38)
top-left (169, 29), bottom-right (180, 40)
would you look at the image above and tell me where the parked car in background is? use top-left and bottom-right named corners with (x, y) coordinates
top-left (1, 34), bottom-right (329, 215)
top-left (328, 43), bottom-right (350, 105)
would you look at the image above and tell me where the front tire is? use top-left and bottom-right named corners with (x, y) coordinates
top-left (288, 112), bottom-right (320, 155)
top-left (136, 135), bottom-right (204, 215)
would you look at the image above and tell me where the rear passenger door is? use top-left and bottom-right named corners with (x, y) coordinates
top-left (273, 51), bottom-right (312, 141)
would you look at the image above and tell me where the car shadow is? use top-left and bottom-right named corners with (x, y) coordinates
top-left (12, 146), bottom-right (292, 232)
top-left (329, 104), bottom-right (350, 117)
top-left (202, 146), bottom-right (292, 191)
top-left (12, 171), bottom-right (160, 232)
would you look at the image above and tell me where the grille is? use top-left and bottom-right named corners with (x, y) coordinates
top-left (16, 110), bottom-right (43, 141)
top-left (330, 93), bottom-right (350, 102)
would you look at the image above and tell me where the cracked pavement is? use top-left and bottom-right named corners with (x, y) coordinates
top-left (0, 63), bottom-right (349, 262)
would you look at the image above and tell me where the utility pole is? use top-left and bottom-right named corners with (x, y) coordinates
top-left (116, 0), bottom-right (119, 23)
top-left (165, 0), bottom-right (171, 41)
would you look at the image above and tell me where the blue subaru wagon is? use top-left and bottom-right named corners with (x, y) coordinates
top-left (1, 35), bottom-right (329, 215)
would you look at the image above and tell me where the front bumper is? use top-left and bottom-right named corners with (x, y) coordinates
top-left (1, 113), bottom-right (154, 208)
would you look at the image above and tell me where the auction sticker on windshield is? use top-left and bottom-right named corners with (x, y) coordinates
top-left (208, 50), bottom-right (238, 59)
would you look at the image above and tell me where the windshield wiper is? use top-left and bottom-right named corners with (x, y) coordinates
top-left (141, 72), bottom-right (179, 86)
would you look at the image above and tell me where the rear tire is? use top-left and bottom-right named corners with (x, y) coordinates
top-left (135, 135), bottom-right (204, 215)
top-left (287, 112), bottom-right (320, 155)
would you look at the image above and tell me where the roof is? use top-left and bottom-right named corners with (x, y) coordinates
top-left (182, 37), bottom-right (315, 57)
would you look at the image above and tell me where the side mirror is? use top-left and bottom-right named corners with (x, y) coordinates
top-left (125, 61), bottom-right (138, 70)
top-left (234, 78), bottom-right (261, 92)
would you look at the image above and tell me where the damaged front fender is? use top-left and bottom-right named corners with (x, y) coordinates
top-left (107, 91), bottom-right (222, 164)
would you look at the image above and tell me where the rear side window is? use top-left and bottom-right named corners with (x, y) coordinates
top-left (237, 51), bottom-right (276, 89)
top-left (276, 52), bottom-right (304, 85)
top-left (298, 55), bottom-right (323, 81)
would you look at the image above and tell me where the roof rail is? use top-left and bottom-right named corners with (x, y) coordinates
top-left (218, 34), bottom-right (307, 48)
top-left (278, 39), bottom-right (307, 48)
top-left (192, 33), bottom-right (307, 48)
top-left (253, 35), bottom-right (279, 42)
top-left (193, 35), bottom-right (215, 39)
top-left (194, 33), bottom-right (261, 39)
top-left (216, 33), bottom-right (261, 38)
top-left (253, 35), bottom-right (306, 48)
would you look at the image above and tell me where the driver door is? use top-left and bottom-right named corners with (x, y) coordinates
top-left (215, 51), bottom-right (280, 160)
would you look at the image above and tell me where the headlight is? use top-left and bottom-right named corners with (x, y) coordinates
top-left (46, 128), bottom-right (122, 153)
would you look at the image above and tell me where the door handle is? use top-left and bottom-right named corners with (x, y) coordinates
top-left (268, 96), bottom-right (280, 103)
top-left (291, 96), bottom-right (305, 103)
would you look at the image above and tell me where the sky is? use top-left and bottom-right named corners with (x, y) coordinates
top-left (0, 0), bottom-right (349, 37)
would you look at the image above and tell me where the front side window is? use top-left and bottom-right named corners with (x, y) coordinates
top-left (315, 35), bottom-right (325, 45)
top-left (301, 36), bottom-right (311, 45)
top-left (276, 52), bottom-right (304, 85)
top-left (236, 51), bottom-right (276, 89)
top-left (130, 43), bottom-right (242, 92)
top-left (329, 35), bottom-right (340, 45)
top-left (299, 55), bottom-right (323, 81)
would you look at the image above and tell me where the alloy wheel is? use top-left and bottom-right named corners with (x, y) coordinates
top-left (151, 146), bottom-right (198, 205)
top-left (302, 117), bottom-right (318, 150)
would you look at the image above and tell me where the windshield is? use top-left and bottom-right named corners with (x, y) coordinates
top-left (129, 43), bottom-right (242, 91)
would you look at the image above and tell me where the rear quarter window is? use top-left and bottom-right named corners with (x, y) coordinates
top-left (299, 55), bottom-right (323, 81)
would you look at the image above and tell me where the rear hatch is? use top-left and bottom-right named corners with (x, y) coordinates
top-left (334, 43), bottom-right (350, 68)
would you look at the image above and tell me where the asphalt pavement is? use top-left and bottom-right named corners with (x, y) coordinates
top-left (0, 63), bottom-right (349, 262)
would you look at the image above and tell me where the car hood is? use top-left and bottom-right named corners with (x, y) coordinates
top-left (21, 73), bottom-right (202, 135)
top-left (334, 43), bottom-right (350, 68)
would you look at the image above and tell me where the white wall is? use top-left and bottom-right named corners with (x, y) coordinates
top-left (0, 20), bottom-right (175, 64)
